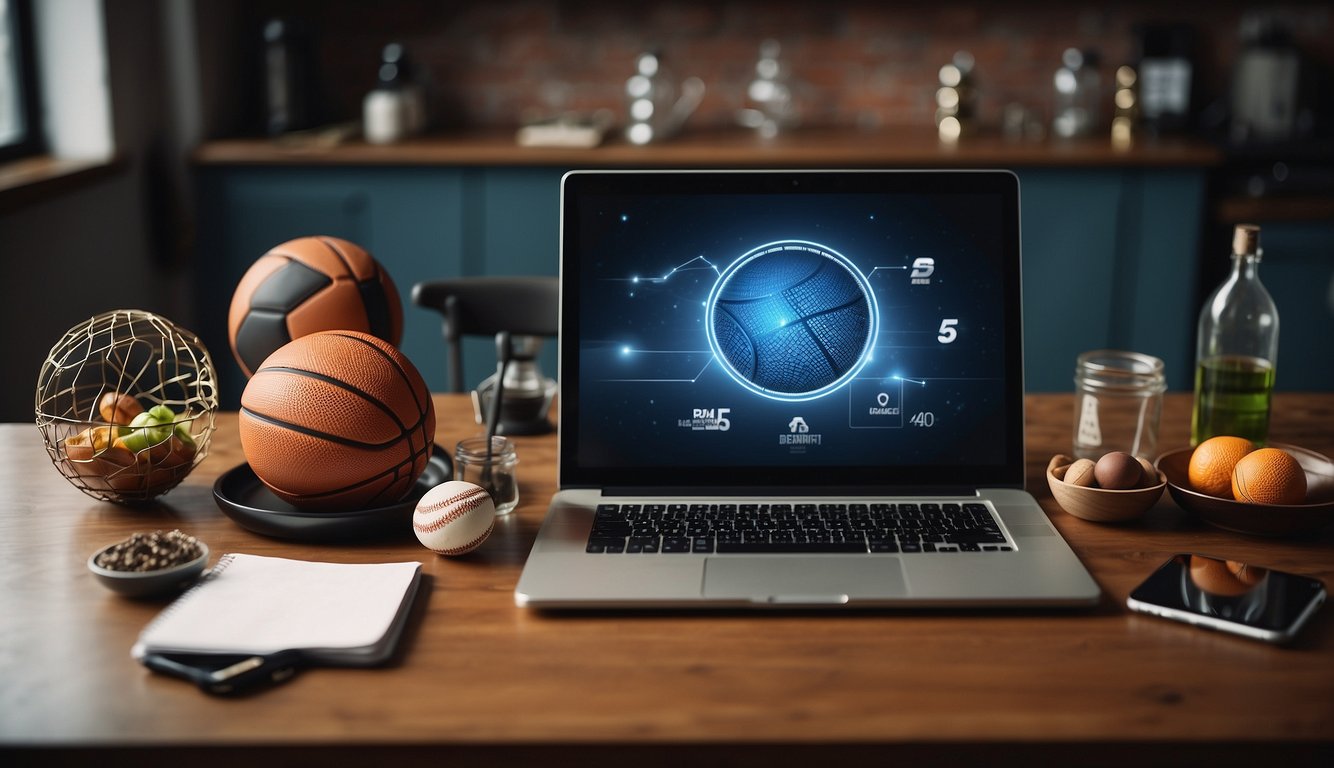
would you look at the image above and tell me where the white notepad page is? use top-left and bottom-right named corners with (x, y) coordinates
top-left (132, 554), bottom-right (422, 661)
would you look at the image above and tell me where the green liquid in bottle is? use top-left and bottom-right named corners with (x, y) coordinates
top-left (1191, 355), bottom-right (1275, 446)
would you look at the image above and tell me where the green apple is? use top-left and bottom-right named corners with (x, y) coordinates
top-left (120, 407), bottom-right (175, 452)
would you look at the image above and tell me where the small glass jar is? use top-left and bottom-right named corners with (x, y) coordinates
top-left (454, 436), bottom-right (519, 516)
top-left (1073, 350), bottom-right (1166, 461)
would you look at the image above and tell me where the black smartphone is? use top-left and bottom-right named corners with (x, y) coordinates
top-left (1127, 553), bottom-right (1327, 644)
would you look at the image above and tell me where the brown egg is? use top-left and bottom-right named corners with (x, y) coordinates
top-left (1134, 456), bottom-right (1159, 487)
top-left (1093, 451), bottom-right (1142, 490)
top-left (1064, 458), bottom-right (1098, 487)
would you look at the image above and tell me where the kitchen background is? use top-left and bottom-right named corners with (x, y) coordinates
top-left (2, 0), bottom-right (1332, 422)
top-left (222, 0), bottom-right (1330, 137)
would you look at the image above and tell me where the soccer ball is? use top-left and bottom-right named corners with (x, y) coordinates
top-left (707, 240), bottom-right (876, 400)
top-left (228, 236), bottom-right (403, 377)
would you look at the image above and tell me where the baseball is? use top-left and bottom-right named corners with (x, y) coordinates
top-left (412, 481), bottom-right (496, 556)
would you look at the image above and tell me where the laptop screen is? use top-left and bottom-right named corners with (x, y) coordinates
top-left (559, 170), bottom-right (1024, 491)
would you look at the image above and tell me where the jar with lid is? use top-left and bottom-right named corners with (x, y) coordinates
top-left (1073, 350), bottom-right (1166, 460)
top-left (454, 436), bottom-right (519, 516)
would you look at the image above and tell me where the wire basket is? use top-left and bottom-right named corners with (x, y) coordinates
top-left (35, 309), bottom-right (219, 503)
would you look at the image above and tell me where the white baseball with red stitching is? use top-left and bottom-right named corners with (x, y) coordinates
top-left (412, 480), bottom-right (496, 556)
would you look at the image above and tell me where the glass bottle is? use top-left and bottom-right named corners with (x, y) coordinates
top-left (1191, 224), bottom-right (1278, 446)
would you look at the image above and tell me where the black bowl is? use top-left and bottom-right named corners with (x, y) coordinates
top-left (213, 447), bottom-right (452, 541)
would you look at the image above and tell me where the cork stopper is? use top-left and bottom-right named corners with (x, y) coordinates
top-left (1233, 224), bottom-right (1260, 256)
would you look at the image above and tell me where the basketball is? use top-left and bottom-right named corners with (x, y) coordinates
top-left (707, 241), bottom-right (875, 400)
top-left (239, 330), bottom-right (435, 511)
top-left (228, 236), bottom-right (403, 377)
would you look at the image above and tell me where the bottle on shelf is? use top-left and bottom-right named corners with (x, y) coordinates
top-left (363, 43), bottom-right (425, 145)
top-left (1191, 224), bottom-right (1279, 446)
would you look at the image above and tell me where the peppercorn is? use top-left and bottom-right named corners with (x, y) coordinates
top-left (95, 529), bottom-right (202, 572)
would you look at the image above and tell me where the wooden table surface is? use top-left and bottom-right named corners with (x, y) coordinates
top-left (2, 393), bottom-right (1331, 767)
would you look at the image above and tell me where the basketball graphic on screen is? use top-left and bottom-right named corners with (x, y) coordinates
top-left (706, 240), bottom-right (877, 400)
top-left (239, 330), bottom-right (435, 511)
top-left (228, 236), bottom-right (403, 377)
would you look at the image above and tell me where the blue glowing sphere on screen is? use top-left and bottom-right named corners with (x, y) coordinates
top-left (706, 240), bottom-right (877, 401)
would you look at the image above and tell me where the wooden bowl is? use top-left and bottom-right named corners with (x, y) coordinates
top-left (1046, 454), bottom-right (1166, 523)
top-left (1156, 444), bottom-right (1334, 537)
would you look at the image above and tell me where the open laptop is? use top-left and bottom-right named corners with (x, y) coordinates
top-left (514, 169), bottom-right (1100, 609)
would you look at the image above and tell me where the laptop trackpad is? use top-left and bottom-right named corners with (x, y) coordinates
top-left (703, 557), bottom-right (906, 604)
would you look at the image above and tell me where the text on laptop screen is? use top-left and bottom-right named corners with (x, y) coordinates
top-left (561, 171), bottom-right (1024, 490)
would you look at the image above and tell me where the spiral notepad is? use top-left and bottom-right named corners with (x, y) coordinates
top-left (132, 553), bottom-right (422, 665)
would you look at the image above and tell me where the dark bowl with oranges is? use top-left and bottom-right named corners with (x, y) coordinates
top-left (1157, 443), bottom-right (1334, 537)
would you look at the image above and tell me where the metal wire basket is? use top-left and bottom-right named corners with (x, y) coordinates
top-left (35, 309), bottom-right (219, 504)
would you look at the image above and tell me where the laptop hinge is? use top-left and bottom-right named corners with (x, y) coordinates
top-left (599, 486), bottom-right (981, 498)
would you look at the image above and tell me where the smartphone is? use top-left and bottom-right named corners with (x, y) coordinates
top-left (1127, 553), bottom-right (1327, 644)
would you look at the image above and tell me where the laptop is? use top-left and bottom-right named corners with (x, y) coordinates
top-left (514, 169), bottom-right (1100, 609)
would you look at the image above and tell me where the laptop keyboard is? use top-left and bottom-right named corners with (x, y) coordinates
top-left (586, 502), bottom-right (1012, 554)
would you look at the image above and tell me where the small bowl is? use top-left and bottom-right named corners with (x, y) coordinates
top-left (87, 540), bottom-right (209, 598)
top-left (1157, 443), bottom-right (1334, 537)
top-left (1046, 454), bottom-right (1166, 523)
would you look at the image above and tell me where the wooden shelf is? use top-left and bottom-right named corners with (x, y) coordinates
top-left (1217, 195), bottom-right (1334, 223)
top-left (194, 128), bottom-right (1223, 169)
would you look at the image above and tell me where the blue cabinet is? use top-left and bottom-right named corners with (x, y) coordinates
top-left (1018, 169), bottom-right (1204, 391)
top-left (1244, 220), bottom-right (1334, 391)
top-left (197, 164), bottom-right (1206, 406)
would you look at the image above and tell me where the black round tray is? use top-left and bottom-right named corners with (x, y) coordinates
top-left (213, 446), bottom-right (452, 541)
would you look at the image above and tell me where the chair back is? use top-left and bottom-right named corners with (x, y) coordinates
top-left (411, 276), bottom-right (558, 392)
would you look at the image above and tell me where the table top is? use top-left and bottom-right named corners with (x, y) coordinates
top-left (2, 392), bottom-right (1332, 765)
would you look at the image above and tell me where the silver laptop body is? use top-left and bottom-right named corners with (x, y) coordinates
top-left (515, 170), bottom-right (1100, 609)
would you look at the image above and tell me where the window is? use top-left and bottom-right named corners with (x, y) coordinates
top-left (0, 0), bottom-right (42, 162)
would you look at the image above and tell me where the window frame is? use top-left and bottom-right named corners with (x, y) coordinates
top-left (0, 0), bottom-right (44, 163)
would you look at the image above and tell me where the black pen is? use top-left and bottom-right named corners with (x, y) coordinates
top-left (142, 649), bottom-right (304, 695)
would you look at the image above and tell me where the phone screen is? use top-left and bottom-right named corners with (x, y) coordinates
top-left (1127, 553), bottom-right (1326, 643)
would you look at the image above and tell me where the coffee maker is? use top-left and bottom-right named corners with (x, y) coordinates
top-left (470, 334), bottom-right (557, 436)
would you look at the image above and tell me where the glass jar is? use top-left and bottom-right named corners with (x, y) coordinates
top-left (1073, 350), bottom-right (1166, 460)
top-left (454, 436), bottom-right (519, 516)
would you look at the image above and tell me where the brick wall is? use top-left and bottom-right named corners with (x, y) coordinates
top-left (238, 0), bottom-right (1332, 134)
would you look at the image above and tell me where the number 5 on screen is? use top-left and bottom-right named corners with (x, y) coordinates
top-left (938, 318), bottom-right (959, 344)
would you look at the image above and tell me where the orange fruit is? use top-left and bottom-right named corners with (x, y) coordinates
top-left (1231, 448), bottom-right (1307, 505)
top-left (1188, 436), bottom-right (1256, 498)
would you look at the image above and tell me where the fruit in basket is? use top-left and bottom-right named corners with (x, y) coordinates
top-left (1231, 447), bottom-right (1307, 505)
top-left (98, 392), bottom-right (144, 425)
top-left (1187, 435), bottom-right (1256, 498)
top-left (117, 405), bottom-right (177, 453)
top-left (36, 309), bottom-right (218, 503)
top-left (64, 425), bottom-right (125, 461)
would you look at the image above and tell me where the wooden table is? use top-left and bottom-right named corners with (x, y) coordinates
top-left (2, 393), bottom-right (1331, 766)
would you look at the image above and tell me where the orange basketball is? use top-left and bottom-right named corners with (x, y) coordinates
top-left (239, 331), bottom-right (435, 511)
top-left (228, 236), bottom-right (403, 377)
top-left (1187, 435), bottom-right (1255, 498)
top-left (1231, 447), bottom-right (1307, 505)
